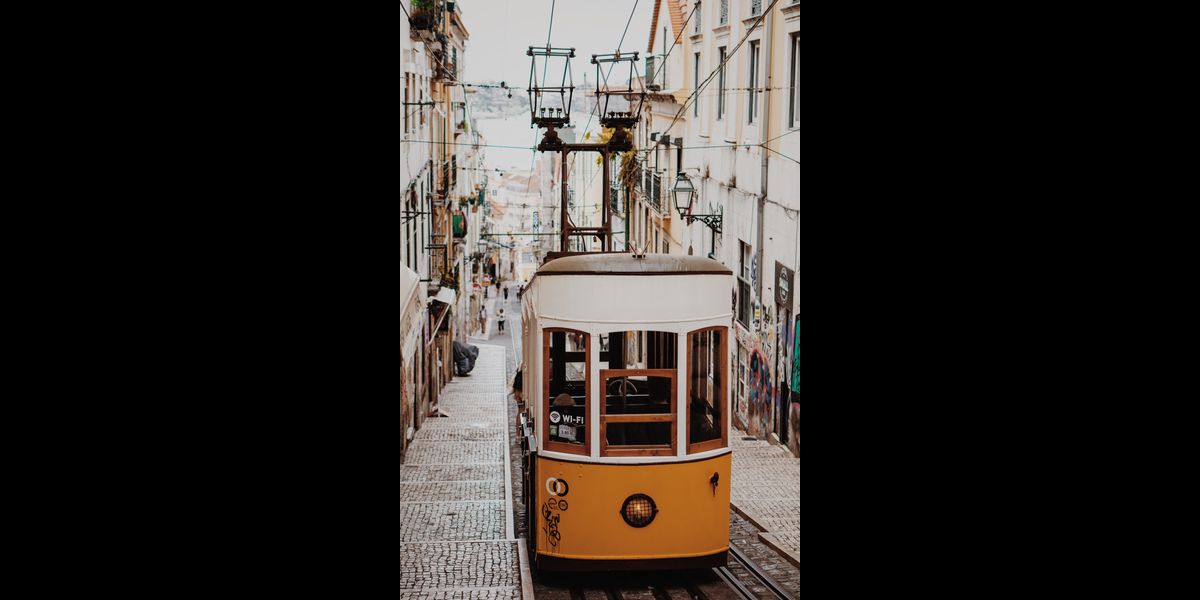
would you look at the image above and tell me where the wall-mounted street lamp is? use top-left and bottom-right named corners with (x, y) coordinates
top-left (672, 171), bottom-right (722, 234)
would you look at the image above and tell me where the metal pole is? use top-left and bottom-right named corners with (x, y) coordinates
top-left (560, 149), bottom-right (569, 252)
top-left (602, 148), bottom-right (611, 251)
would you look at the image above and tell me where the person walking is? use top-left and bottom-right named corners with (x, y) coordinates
top-left (497, 308), bottom-right (506, 333)
top-left (503, 286), bottom-right (509, 301)
top-left (478, 306), bottom-right (487, 335)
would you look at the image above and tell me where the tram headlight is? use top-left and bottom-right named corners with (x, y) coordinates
top-left (620, 494), bottom-right (658, 528)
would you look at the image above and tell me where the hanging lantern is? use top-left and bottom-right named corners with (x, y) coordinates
top-left (672, 171), bottom-right (695, 219)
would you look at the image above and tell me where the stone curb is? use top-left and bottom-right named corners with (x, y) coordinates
top-left (758, 532), bottom-right (801, 569)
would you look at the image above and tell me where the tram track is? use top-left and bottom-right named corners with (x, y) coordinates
top-left (721, 544), bottom-right (796, 600)
top-left (533, 554), bottom-right (795, 600)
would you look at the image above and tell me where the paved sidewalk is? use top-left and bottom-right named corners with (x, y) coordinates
top-left (730, 431), bottom-right (801, 567)
top-left (402, 345), bottom-right (529, 600)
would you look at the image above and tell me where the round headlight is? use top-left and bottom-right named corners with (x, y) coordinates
top-left (620, 494), bottom-right (658, 528)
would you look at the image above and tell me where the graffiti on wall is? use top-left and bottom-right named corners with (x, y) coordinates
top-left (746, 349), bottom-right (772, 438)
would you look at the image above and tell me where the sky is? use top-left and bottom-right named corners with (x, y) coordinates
top-left (460, 0), bottom-right (655, 87)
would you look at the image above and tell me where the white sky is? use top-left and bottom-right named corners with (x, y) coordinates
top-left (460, 0), bottom-right (655, 86)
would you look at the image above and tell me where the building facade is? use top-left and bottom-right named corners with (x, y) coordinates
top-left (401, 0), bottom-right (487, 459)
top-left (629, 0), bottom-right (800, 455)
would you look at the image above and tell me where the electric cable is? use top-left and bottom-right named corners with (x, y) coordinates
top-left (661, 0), bottom-right (781, 141)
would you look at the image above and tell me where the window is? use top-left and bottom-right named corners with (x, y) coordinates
top-left (599, 330), bottom-right (677, 456)
top-left (789, 33), bottom-right (800, 128)
top-left (543, 329), bottom-right (590, 455)
top-left (688, 327), bottom-right (727, 453)
top-left (737, 345), bottom-right (748, 415)
top-left (719, 0), bottom-right (728, 24)
top-left (694, 53), bottom-right (701, 117)
top-left (741, 241), bottom-right (752, 280)
top-left (694, 1), bottom-right (702, 34)
top-left (717, 47), bottom-right (727, 120)
top-left (404, 75), bottom-right (410, 133)
top-left (748, 41), bottom-right (760, 124)
top-left (738, 241), bottom-right (752, 327)
top-left (751, 0), bottom-right (762, 16)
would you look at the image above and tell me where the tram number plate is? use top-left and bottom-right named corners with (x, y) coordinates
top-left (556, 424), bottom-right (576, 441)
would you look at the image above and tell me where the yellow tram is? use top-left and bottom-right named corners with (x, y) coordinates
top-left (519, 253), bottom-right (733, 571)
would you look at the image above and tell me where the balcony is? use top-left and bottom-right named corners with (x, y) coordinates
top-left (641, 169), bottom-right (664, 215)
top-left (644, 54), bottom-right (668, 92)
top-left (408, 0), bottom-right (443, 41)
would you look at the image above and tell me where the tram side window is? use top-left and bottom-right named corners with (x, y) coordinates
top-left (600, 331), bottom-right (677, 455)
top-left (544, 329), bottom-right (589, 453)
top-left (688, 327), bottom-right (727, 453)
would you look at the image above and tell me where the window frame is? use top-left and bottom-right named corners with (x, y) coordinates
top-left (687, 326), bottom-right (729, 454)
top-left (542, 328), bottom-right (591, 456)
top-left (789, 33), bottom-right (800, 129)
top-left (717, 46), bottom-right (727, 120)
top-left (748, 41), bottom-right (760, 124)
top-left (737, 346), bottom-right (748, 412)
top-left (599, 368), bottom-right (677, 457)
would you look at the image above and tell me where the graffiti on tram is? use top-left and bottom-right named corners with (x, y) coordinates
top-left (542, 477), bottom-right (570, 547)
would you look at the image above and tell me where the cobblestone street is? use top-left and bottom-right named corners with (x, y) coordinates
top-left (731, 434), bottom-right (801, 568)
top-left (402, 344), bottom-right (526, 600)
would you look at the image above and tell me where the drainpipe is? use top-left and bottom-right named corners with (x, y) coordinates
top-left (758, 3), bottom-right (781, 441)
top-left (757, 2), bottom-right (774, 308)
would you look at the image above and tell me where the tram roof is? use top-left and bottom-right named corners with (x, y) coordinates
top-left (537, 253), bottom-right (731, 277)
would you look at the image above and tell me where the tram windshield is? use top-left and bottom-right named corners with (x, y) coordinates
top-left (600, 331), bottom-right (677, 453)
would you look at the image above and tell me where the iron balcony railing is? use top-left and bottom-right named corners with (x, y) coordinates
top-left (720, 0), bottom-right (728, 24)
top-left (751, 0), bottom-right (762, 16)
top-left (642, 169), bottom-right (664, 214)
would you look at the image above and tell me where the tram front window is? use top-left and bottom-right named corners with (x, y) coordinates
top-left (600, 331), bottom-right (677, 455)
top-left (545, 329), bottom-right (589, 453)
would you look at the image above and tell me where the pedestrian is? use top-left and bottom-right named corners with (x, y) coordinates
top-left (511, 367), bottom-right (523, 405)
top-left (478, 306), bottom-right (486, 335)
top-left (497, 307), bottom-right (506, 332)
top-left (504, 286), bottom-right (509, 301)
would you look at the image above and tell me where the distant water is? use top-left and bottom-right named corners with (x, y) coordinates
top-left (475, 111), bottom-right (600, 173)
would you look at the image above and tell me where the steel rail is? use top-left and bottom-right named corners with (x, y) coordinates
top-left (728, 544), bottom-right (796, 600)
top-left (712, 565), bottom-right (758, 600)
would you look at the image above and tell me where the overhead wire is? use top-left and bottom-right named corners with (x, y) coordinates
top-left (571, 0), bottom-right (655, 221)
top-left (579, 0), bottom-right (699, 195)
top-left (660, 0), bottom-right (782, 141)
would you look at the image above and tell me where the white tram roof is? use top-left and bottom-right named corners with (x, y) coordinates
top-left (526, 254), bottom-right (733, 328)
top-left (535, 253), bottom-right (732, 277)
